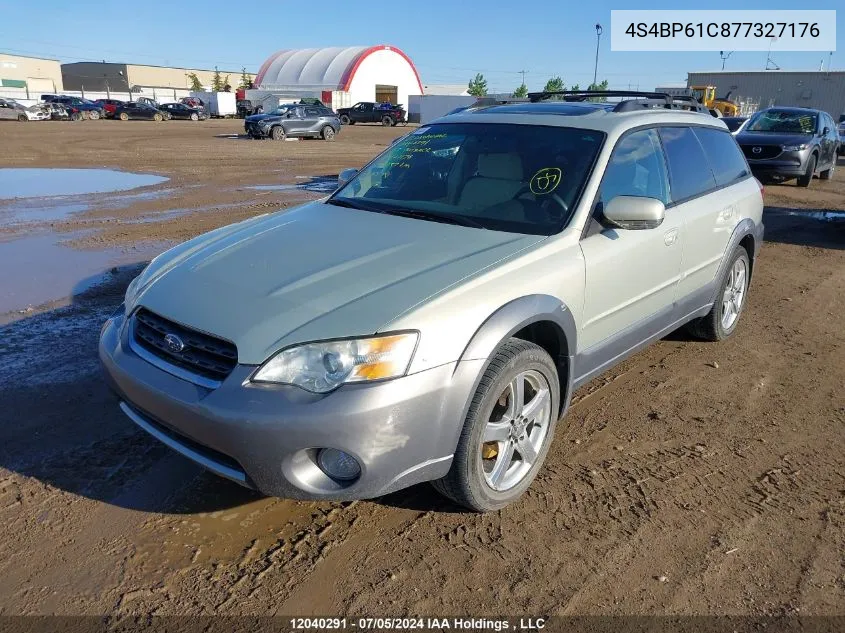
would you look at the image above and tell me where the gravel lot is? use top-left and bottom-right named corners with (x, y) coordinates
top-left (0, 120), bottom-right (843, 619)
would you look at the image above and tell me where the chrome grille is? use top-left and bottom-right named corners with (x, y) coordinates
top-left (741, 144), bottom-right (782, 160)
top-left (132, 308), bottom-right (237, 382)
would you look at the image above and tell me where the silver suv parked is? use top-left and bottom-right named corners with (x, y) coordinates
top-left (100, 91), bottom-right (764, 512)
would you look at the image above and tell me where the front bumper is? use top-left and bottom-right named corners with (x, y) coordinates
top-left (99, 314), bottom-right (483, 500)
top-left (747, 149), bottom-right (810, 177)
top-left (244, 121), bottom-right (267, 137)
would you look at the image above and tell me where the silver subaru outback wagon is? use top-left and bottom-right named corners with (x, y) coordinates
top-left (100, 93), bottom-right (764, 511)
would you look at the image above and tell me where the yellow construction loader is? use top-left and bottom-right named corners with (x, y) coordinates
top-left (690, 86), bottom-right (740, 117)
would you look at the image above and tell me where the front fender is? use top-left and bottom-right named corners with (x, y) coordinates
top-left (457, 294), bottom-right (577, 419)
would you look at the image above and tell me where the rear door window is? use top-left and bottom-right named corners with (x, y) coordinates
top-left (691, 127), bottom-right (750, 187)
top-left (658, 127), bottom-right (717, 203)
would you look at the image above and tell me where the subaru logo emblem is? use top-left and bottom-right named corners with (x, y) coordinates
top-left (164, 333), bottom-right (185, 353)
top-left (752, 146), bottom-right (762, 154)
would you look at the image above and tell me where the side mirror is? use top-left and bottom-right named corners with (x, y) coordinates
top-left (603, 196), bottom-right (665, 230)
top-left (338, 168), bottom-right (358, 188)
top-left (822, 126), bottom-right (830, 135)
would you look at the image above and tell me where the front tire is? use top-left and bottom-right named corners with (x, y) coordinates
top-left (339, 114), bottom-right (351, 125)
top-left (17, 114), bottom-right (27, 122)
top-left (153, 113), bottom-right (163, 122)
top-left (271, 126), bottom-right (286, 141)
top-left (89, 110), bottom-right (100, 120)
top-left (382, 115), bottom-right (394, 127)
top-left (190, 112), bottom-right (199, 121)
top-left (431, 338), bottom-right (560, 512)
top-left (687, 245), bottom-right (750, 342)
top-left (321, 125), bottom-right (335, 141)
top-left (118, 112), bottom-right (129, 121)
top-left (797, 155), bottom-right (816, 187)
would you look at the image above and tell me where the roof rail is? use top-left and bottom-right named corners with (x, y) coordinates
top-left (527, 89), bottom-right (672, 105)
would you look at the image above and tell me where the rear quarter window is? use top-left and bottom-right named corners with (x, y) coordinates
top-left (658, 127), bottom-right (717, 203)
top-left (691, 127), bottom-right (750, 187)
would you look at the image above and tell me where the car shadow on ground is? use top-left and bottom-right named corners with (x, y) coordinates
top-left (763, 206), bottom-right (845, 250)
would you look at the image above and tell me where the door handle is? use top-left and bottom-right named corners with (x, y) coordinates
top-left (664, 228), bottom-right (679, 246)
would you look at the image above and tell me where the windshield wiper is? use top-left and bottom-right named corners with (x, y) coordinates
top-left (326, 198), bottom-right (485, 228)
top-left (377, 207), bottom-right (486, 229)
top-left (325, 197), bottom-right (370, 210)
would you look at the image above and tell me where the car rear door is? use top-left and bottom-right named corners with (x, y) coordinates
top-left (578, 128), bottom-right (682, 377)
top-left (661, 125), bottom-right (756, 308)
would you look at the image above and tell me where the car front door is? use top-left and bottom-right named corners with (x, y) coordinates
top-left (283, 106), bottom-right (308, 135)
top-left (822, 114), bottom-right (837, 166)
top-left (577, 128), bottom-right (682, 381)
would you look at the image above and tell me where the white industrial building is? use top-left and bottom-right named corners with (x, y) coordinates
top-left (252, 45), bottom-right (423, 111)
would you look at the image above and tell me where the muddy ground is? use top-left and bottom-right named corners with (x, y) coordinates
top-left (0, 120), bottom-right (843, 620)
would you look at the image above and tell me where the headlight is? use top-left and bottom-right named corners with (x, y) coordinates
top-left (782, 143), bottom-right (808, 151)
top-left (252, 332), bottom-right (419, 393)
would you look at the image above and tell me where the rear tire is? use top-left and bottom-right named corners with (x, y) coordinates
top-left (89, 110), bottom-right (100, 120)
top-left (17, 114), bottom-right (27, 122)
top-left (339, 114), bottom-right (350, 125)
top-left (271, 126), bottom-right (286, 141)
top-left (382, 115), bottom-right (394, 127)
top-left (687, 245), bottom-right (750, 342)
top-left (797, 155), bottom-right (816, 187)
top-left (819, 159), bottom-right (835, 180)
top-left (431, 338), bottom-right (560, 512)
top-left (321, 125), bottom-right (335, 141)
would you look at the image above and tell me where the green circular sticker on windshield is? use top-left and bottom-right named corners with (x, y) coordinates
top-left (530, 167), bottom-right (562, 195)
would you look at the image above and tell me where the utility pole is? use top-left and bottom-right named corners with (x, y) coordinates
top-left (593, 23), bottom-right (603, 86)
top-left (518, 69), bottom-right (528, 87)
top-left (720, 50), bottom-right (733, 70)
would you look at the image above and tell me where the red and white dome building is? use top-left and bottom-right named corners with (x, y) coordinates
top-left (255, 45), bottom-right (424, 110)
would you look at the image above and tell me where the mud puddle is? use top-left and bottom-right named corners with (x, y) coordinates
top-left (0, 168), bottom-right (168, 200)
top-left (766, 207), bottom-right (845, 221)
top-left (0, 232), bottom-right (167, 317)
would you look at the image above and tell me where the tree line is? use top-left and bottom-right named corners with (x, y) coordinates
top-left (185, 67), bottom-right (255, 92)
top-left (467, 73), bottom-right (609, 99)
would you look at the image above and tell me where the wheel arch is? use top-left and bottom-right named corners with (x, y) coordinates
top-left (710, 218), bottom-right (761, 305)
top-left (458, 295), bottom-right (576, 417)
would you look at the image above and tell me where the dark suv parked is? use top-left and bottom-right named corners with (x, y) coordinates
top-left (736, 107), bottom-right (839, 187)
top-left (244, 104), bottom-right (340, 141)
top-left (42, 95), bottom-right (105, 120)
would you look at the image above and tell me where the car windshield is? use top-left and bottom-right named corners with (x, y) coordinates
top-left (746, 110), bottom-right (818, 134)
top-left (330, 123), bottom-right (604, 235)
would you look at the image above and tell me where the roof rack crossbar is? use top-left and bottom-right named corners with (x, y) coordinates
top-left (527, 89), bottom-right (672, 105)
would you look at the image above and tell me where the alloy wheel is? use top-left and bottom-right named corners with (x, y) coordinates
top-left (721, 257), bottom-right (748, 330)
top-left (480, 370), bottom-right (552, 491)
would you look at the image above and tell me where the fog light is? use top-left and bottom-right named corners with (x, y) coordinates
top-left (317, 448), bottom-right (361, 481)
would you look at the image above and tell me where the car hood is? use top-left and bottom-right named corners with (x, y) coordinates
top-left (736, 131), bottom-right (815, 146)
top-left (131, 201), bottom-right (545, 365)
top-left (245, 113), bottom-right (277, 123)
